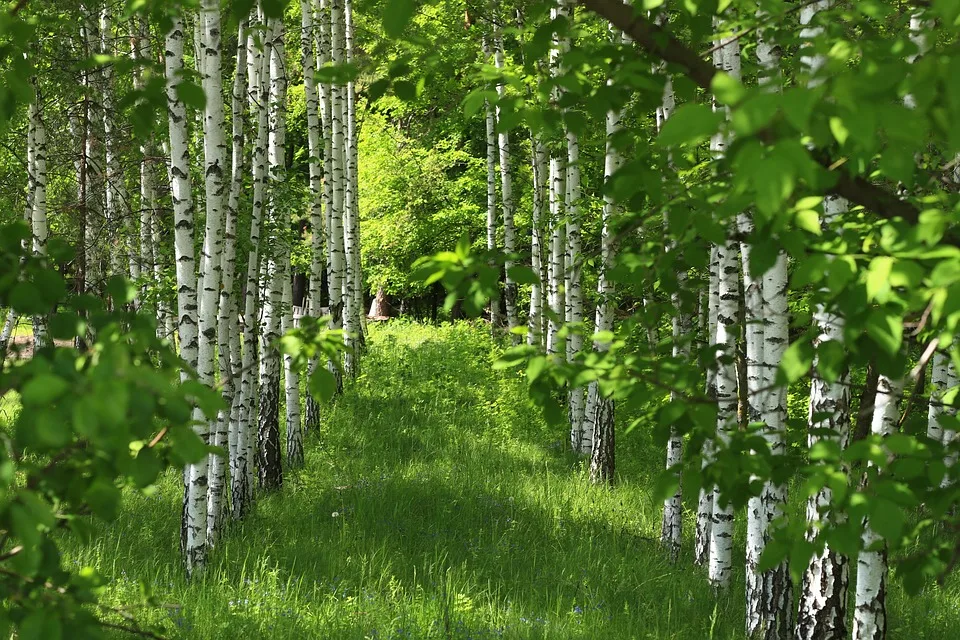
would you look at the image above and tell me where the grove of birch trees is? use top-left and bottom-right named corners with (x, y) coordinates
top-left (4, 0), bottom-right (960, 638)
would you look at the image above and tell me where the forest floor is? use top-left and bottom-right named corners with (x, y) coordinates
top-left (44, 321), bottom-right (960, 638)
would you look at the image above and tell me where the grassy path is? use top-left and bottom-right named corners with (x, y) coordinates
top-left (67, 321), bottom-right (959, 638)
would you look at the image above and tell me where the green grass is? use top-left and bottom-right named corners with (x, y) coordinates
top-left (56, 320), bottom-right (960, 638)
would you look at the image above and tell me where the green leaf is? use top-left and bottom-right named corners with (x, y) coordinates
top-left (107, 276), bottom-right (137, 305)
top-left (309, 366), bottom-right (337, 403)
top-left (779, 339), bottom-right (813, 384)
top-left (657, 104), bottom-right (724, 147)
top-left (84, 479), bottom-right (121, 520)
top-left (865, 310), bottom-right (902, 356)
top-left (507, 266), bottom-right (539, 285)
top-left (383, 0), bottom-right (416, 38)
top-left (20, 374), bottom-right (69, 405)
top-left (711, 72), bottom-right (746, 105)
top-left (393, 79), bottom-right (417, 101)
top-left (175, 80), bottom-right (206, 110)
top-left (869, 498), bottom-right (906, 542)
top-left (829, 116), bottom-right (849, 145)
top-left (795, 209), bottom-right (821, 235)
top-left (19, 609), bottom-right (61, 640)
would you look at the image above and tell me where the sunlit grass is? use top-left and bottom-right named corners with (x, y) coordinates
top-left (53, 320), bottom-right (960, 638)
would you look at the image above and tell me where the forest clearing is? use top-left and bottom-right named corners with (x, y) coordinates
top-left (5, 0), bottom-right (960, 638)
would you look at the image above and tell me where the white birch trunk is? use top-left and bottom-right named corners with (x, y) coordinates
top-left (343, 0), bottom-right (362, 375)
top-left (209, 19), bottom-right (248, 545)
top-left (657, 68), bottom-right (684, 561)
top-left (528, 137), bottom-right (548, 348)
top-left (346, 0), bottom-right (364, 353)
top-left (566, 126), bottom-right (585, 453)
top-left (928, 351), bottom-right (948, 443)
top-left (853, 374), bottom-right (904, 640)
top-left (100, 7), bottom-right (131, 283)
top-left (493, 18), bottom-right (517, 338)
top-left (258, 16), bottom-right (285, 491)
top-left (321, 0), bottom-right (345, 392)
top-left (547, 155), bottom-right (565, 358)
top-left (30, 86), bottom-right (48, 351)
top-left (132, 19), bottom-right (158, 319)
top-left (234, 20), bottom-right (269, 518)
top-left (83, 11), bottom-right (105, 296)
top-left (483, 36), bottom-right (500, 331)
top-left (283, 273), bottom-right (303, 467)
top-left (707, 29), bottom-right (740, 592)
top-left (587, 33), bottom-right (622, 485)
top-left (303, 0), bottom-right (325, 430)
top-left (695, 242), bottom-right (720, 567)
top-left (745, 19), bottom-right (793, 637)
top-left (796, 4), bottom-right (852, 636)
top-left (546, 6), bottom-right (566, 359)
top-left (165, 14), bottom-right (202, 575)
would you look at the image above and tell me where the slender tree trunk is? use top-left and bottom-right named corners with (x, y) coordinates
top-left (796, 4), bottom-right (852, 636)
top-left (695, 242), bottom-right (720, 567)
top-left (345, 0), bottom-right (364, 355)
top-left (100, 6), bottom-right (131, 283)
top-left (928, 350), bottom-right (948, 443)
top-left (744, 17), bottom-right (791, 634)
top-left (3, 93), bottom-right (34, 356)
top-left (565, 122), bottom-right (585, 453)
top-left (165, 13), bottom-right (202, 575)
top-left (303, 0), bottom-right (325, 431)
top-left (528, 137), bottom-right (548, 348)
top-left (327, 0), bottom-right (347, 389)
top-left (657, 67), bottom-right (684, 561)
top-left (483, 36), bottom-right (500, 331)
top-left (209, 19), bottom-right (247, 546)
top-left (747, 22), bottom-right (793, 629)
top-left (30, 85), bottom-right (48, 351)
top-left (321, 0), bottom-right (345, 393)
top-left (853, 374), bottom-right (903, 640)
top-left (587, 32), bottom-right (622, 486)
top-left (223, 19), bottom-right (249, 527)
top-left (283, 273), bottom-right (304, 467)
top-left (493, 16), bottom-right (518, 339)
top-left (234, 18), bottom-right (269, 518)
top-left (83, 10), bottom-right (105, 297)
top-left (258, 15), bottom-right (285, 491)
top-left (708, 28), bottom-right (740, 592)
top-left (132, 18), bottom-right (159, 321)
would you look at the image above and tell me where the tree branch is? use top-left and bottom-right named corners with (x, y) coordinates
top-left (578, 0), bottom-right (923, 225)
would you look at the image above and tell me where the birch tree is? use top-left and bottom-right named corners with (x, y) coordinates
top-left (345, 0), bottom-right (364, 356)
top-left (852, 374), bottom-right (904, 640)
top-left (303, 0), bottom-right (325, 431)
top-left (322, 0), bottom-right (346, 392)
top-left (585, 28), bottom-right (623, 486)
top-left (744, 15), bottom-right (792, 637)
top-left (164, 13), bottom-right (202, 574)
top-left (258, 15), bottom-right (285, 491)
top-left (796, 4), bottom-right (853, 636)
top-left (210, 19), bottom-right (248, 545)
top-left (528, 137), bottom-right (548, 348)
top-left (30, 87), bottom-right (48, 351)
top-left (483, 35), bottom-right (500, 331)
top-left (657, 65), bottom-right (683, 560)
top-left (493, 14), bottom-right (518, 338)
top-left (235, 17), bottom-right (270, 518)
top-left (707, 27), bottom-right (740, 592)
